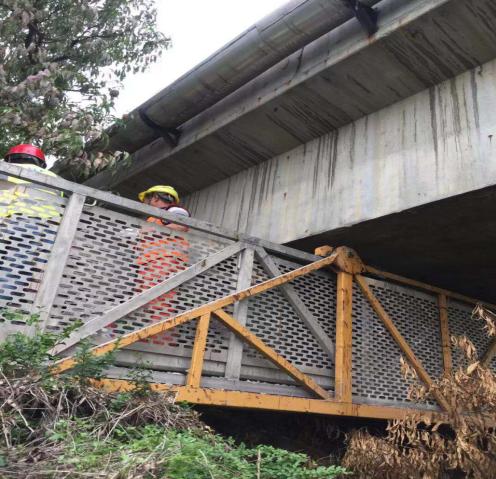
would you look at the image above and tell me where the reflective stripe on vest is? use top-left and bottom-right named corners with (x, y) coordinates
top-left (0, 163), bottom-right (62, 219)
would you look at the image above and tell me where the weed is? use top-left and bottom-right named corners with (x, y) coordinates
top-left (0, 313), bottom-right (349, 478)
top-left (343, 305), bottom-right (496, 479)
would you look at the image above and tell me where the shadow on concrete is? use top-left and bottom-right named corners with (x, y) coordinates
top-left (290, 184), bottom-right (496, 303)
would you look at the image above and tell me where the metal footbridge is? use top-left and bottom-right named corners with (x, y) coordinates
top-left (1, 163), bottom-right (495, 420)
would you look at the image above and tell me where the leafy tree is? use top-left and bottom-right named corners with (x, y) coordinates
top-left (0, 0), bottom-right (169, 181)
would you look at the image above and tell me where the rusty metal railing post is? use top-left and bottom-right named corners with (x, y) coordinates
top-left (186, 313), bottom-right (212, 387)
top-left (438, 294), bottom-right (452, 376)
top-left (315, 246), bottom-right (362, 403)
top-left (335, 272), bottom-right (353, 403)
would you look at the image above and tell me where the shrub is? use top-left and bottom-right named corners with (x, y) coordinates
top-left (343, 305), bottom-right (496, 479)
top-left (0, 313), bottom-right (348, 478)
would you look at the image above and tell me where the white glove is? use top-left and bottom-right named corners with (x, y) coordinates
top-left (167, 206), bottom-right (190, 217)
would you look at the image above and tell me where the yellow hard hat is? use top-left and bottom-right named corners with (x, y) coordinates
top-left (138, 185), bottom-right (179, 203)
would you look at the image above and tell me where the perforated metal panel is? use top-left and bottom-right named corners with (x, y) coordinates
top-left (116, 252), bottom-right (337, 386)
top-left (352, 278), bottom-right (444, 405)
top-left (376, 283), bottom-right (443, 379)
top-left (119, 256), bottom-right (238, 365)
top-left (448, 300), bottom-right (496, 370)
top-left (353, 280), bottom-right (408, 403)
top-left (49, 205), bottom-right (235, 342)
top-left (242, 257), bottom-right (335, 383)
top-left (0, 180), bottom-right (66, 328)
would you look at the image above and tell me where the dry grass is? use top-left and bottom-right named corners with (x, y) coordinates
top-left (0, 371), bottom-right (204, 478)
top-left (343, 305), bottom-right (496, 479)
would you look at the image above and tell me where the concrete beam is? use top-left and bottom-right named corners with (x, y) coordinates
top-left (86, 0), bottom-right (496, 196)
top-left (184, 57), bottom-right (496, 245)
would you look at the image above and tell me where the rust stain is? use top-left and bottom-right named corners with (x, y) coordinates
top-left (449, 78), bottom-right (462, 137)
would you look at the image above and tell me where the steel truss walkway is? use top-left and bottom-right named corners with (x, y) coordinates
top-left (1, 163), bottom-right (495, 420)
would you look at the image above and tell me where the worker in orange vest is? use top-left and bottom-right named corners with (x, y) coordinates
top-left (136, 186), bottom-right (190, 345)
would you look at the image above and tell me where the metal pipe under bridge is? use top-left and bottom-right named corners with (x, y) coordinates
top-left (1, 163), bottom-right (495, 420)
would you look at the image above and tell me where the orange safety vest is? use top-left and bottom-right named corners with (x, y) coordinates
top-left (136, 217), bottom-right (190, 267)
top-left (135, 218), bottom-right (190, 345)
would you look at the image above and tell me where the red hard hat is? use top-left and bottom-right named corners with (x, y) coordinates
top-left (5, 144), bottom-right (46, 162)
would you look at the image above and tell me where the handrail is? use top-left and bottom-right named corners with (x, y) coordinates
top-left (2, 161), bottom-right (494, 310)
top-left (0, 162), bottom-right (320, 264)
top-left (365, 265), bottom-right (496, 310)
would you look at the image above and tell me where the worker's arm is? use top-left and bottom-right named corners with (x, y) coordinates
top-left (145, 207), bottom-right (190, 232)
top-left (167, 223), bottom-right (189, 232)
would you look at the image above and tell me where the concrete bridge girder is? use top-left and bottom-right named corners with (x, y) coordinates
top-left (186, 58), bottom-right (496, 239)
top-left (87, 0), bottom-right (496, 198)
top-left (185, 58), bottom-right (496, 299)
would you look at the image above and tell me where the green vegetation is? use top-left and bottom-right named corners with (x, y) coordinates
top-left (1, 0), bottom-right (169, 180)
top-left (0, 313), bottom-right (348, 478)
top-left (9, 422), bottom-right (347, 478)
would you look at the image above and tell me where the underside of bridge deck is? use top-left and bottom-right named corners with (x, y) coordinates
top-left (290, 184), bottom-right (496, 304)
top-left (81, 0), bottom-right (496, 311)
top-left (86, 0), bottom-right (496, 197)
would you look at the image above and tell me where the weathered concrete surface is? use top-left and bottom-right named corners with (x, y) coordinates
top-left (185, 58), bottom-right (496, 244)
top-left (291, 185), bottom-right (496, 302)
top-left (183, 58), bottom-right (496, 301)
top-left (86, 0), bottom-right (496, 197)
